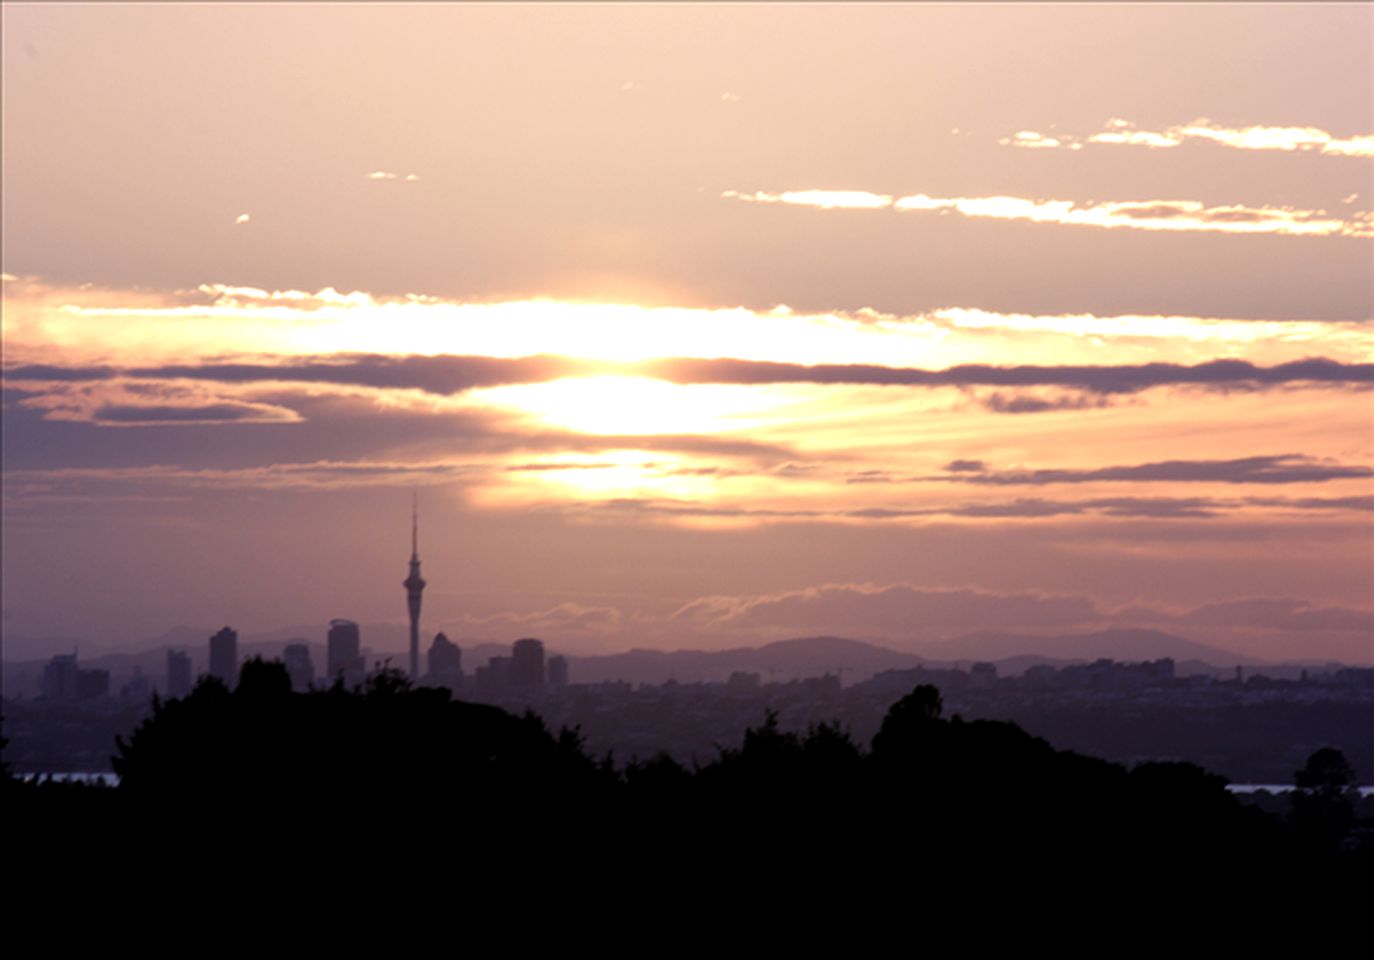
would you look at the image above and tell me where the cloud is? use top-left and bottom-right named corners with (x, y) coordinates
top-left (725, 186), bottom-right (1369, 237)
top-left (639, 356), bottom-right (1374, 394)
top-left (720, 189), bottom-right (894, 210)
top-left (661, 582), bottom-right (1373, 654)
top-left (999, 130), bottom-right (1083, 150)
top-left (944, 454), bottom-right (1372, 486)
top-left (1178, 598), bottom-right (1374, 633)
top-left (977, 390), bottom-right (1114, 414)
top-left (234, 214), bottom-right (250, 225)
top-left (446, 602), bottom-right (627, 642)
top-left (90, 401), bottom-right (300, 426)
top-left (671, 583), bottom-right (1104, 639)
top-left (1251, 495), bottom-right (1374, 512)
top-left (1085, 119), bottom-right (1183, 149)
top-left (890, 193), bottom-right (1367, 238)
top-left (572, 492), bottom-right (1371, 526)
top-left (9, 356), bottom-right (1372, 399)
top-left (365, 171), bottom-right (398, 180)
top-left (7, 277), bottom-right (1368, 371)
top-left (999, 118), bottom-right (1374, 158)
top-left (6, 378), bottom-right (305, 428)
top-left (720, 92), bottom-right (741, 103)
top-left (1170, 119), bottom-right (1374, 158)
top-left (4, 354), bottom-right (590, 393)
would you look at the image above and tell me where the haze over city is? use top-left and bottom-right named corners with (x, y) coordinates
top-left (3, 3), bottom-right (1371, 667)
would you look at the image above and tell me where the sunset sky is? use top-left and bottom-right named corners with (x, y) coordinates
top-left (3, 4), bottom-right (1371, 664)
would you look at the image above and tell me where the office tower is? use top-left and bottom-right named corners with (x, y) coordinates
top-left (427, 632), bottom-right (463, 688)
top-left (42, 653), bottom-right (79, 700)
top-left (403, 495), bottom-right (426, 682)
top-left (547, 654), bottom-right (569, 688)
top-left (209, 626), bottom-right (238, 687)
top-left (474, 655), bottom-right (511, 692)
top-left (511, 638), bottom-right (545, 687)
top-left (327, 619), bottom-right (363, 688)
top-left (166, 649), bottom-right (193, 698)
top-left (283, 642), bottom-right (315, 692)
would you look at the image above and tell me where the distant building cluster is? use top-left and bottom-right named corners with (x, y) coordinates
top-left (431, 635), bottom-right (569, 694)
top-left (40, 653), bottom-right (109, 702)
top-left (46, 617), bottom-right (567, 701)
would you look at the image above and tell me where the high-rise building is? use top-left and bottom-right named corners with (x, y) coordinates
top-left (511, 638), bottom-right (545, 687)
top-left (427, 632), bottom-right (463, 688)
top-left (41, 654), bottom-right (79, 700)
top-left (44, 651), bottom-right (112, 701)
top-left (327, 619), bottom-right (363, 688)
top-left (403, 495), bottom-right (426, 681)
top-left (547, 654), bottom-right (569, 688)
top-left (166, 649), bottom-right (193, 698)
top-left (283, 642), bottom-right (315, 692)
top-left (209, 627), bottom-right (238, 687)
top-left (474, 655), bottom-right (511, 692)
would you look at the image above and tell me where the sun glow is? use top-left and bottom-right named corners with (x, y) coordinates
top-left (480, 450), bottom-right (726, 504)
top-left (6, 278), bottom-right (1368, 373)
top-left (471, 376), bottom-right (797, 436)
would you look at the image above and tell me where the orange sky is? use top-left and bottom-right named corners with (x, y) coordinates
top-left (3, 4), bottom-right (1371, 663)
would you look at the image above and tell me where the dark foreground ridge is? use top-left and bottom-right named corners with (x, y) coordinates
top-left (5, 658), bottom-right (1370, 896)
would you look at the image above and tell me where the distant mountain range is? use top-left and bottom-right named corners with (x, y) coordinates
top-left (2, 626), bottom-right (1337, 699)
top-left (550, 635), bottom-right (925, 686)
top-left (554, 629), bottom-right (1267, 685)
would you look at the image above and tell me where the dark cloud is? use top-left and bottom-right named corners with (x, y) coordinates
top-left (942, 497), bottom-right (1222, 519)
top-left (576, 494), bottom-right (1359, 524)
top-left (505, 461), bottom-right (631, 473)
top-left (644, 357), bottom-right (1374, 394)
top-left (852, 457), bottom-right (1373, 489)
top-left (91, 402), bottom-right (297, 425)
top-left (1084, 497), bottom-right (1220, 518)
top-left (949, 454), bottom-right (1371, 486)
top-left (1251, 495), bottom-right (1374, 512)
top-left (1, 385), bottom-right (797, 474)
top-left (847, 470), bottom-right (896, 484)
top-left (674, 583), bottom-right (1103, 638)
top-left (3, 355), bottom-right (595, 393)
top-left (978, 391), bottom-right (1113, 414)
top-left (8, 355), bottom-right (1372, 396)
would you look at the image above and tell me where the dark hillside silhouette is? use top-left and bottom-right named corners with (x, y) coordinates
top-left (111, 658), bottom-right (614, 820)
top-left (6, 660), bottom-right (1371, 893)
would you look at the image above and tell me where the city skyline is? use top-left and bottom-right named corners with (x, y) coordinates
top-left (2, 4), bottom-right (1371, 665)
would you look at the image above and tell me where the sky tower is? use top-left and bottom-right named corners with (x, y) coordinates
top-left (403, 494), bottom-right (426, 680)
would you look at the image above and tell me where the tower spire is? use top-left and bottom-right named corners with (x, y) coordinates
top-left (404, 493), bottom-right (426, 682)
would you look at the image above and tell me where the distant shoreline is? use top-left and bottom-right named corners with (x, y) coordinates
top-left (17, 771), bottom-right (1374, 797)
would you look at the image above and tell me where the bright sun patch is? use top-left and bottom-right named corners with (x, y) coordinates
top-left (481, 450), bottom-right (724, 504)
top-left (470, 376), bottom-right (796, 436)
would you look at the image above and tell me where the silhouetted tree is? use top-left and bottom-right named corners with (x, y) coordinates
top-left (1291, 747), bottom-right (1358, 851)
